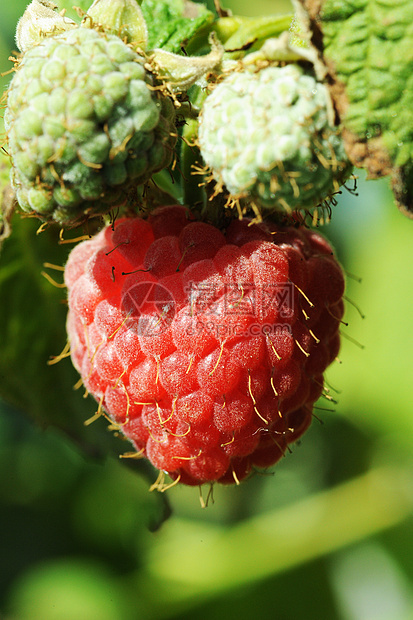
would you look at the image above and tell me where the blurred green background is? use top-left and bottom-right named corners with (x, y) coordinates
top-left (1, 1), bottom-right (413, 619)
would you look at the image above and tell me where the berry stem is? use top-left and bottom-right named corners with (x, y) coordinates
top-left (182, 118), bottom-right (206, 210)
top-left (223, 14), bottom-right (294, 60)
top-left (149, 169), bottom-right (182, 203)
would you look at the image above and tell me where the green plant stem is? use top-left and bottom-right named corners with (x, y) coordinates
top-left (134, 466), bottom-right (413, 618)
top-left (149, 169), bottom-right (182, 203)
top-left (223, 14), bottom-right (294, 59)
top-left (186, 14), bottom-right (294, 57)
top-left (181, 118), bottom-right (205, 209)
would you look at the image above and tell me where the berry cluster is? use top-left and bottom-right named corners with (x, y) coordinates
top-left (65, 205), bottom-right (344, 485)
top-left (2, 0), bottom-right (349, 489)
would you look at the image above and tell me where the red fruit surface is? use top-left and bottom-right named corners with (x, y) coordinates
top-left (65, 206), bottom-right (344, 486)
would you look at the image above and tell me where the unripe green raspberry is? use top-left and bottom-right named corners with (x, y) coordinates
top-left (198, 63), bottom-right (352, 213)
top-left (5, 26), bottom-right (176, 226)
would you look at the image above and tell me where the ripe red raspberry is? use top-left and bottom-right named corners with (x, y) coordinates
top-left (65, 205), bottom-right (344, 487)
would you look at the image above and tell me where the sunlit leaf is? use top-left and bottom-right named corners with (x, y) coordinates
top-left (301, 0), bottom-right (413, 216)
top-left (141, 0), bottom-right (213, 52)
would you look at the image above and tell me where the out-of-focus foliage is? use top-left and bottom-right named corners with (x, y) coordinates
top-left (1, 1), bottom-right (413, 619)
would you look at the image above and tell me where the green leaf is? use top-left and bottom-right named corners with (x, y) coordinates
top-left (140, 0), bottom-right (213, 53)
top-left (0, 214), bottom-right (95, 434)
top-left (0, 217), bottom-right (123, 454)
top-left (0, 214), bottom-right (172, 516)
top-left (302, 0), bottom-right (413, 216)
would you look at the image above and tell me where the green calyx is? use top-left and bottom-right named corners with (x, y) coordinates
top-left (15, 0), bottom-right (77, 53)
top-left (85, 0), bottom-right (148, 48)
top-left (15, 0), bottom-right (148, 52)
